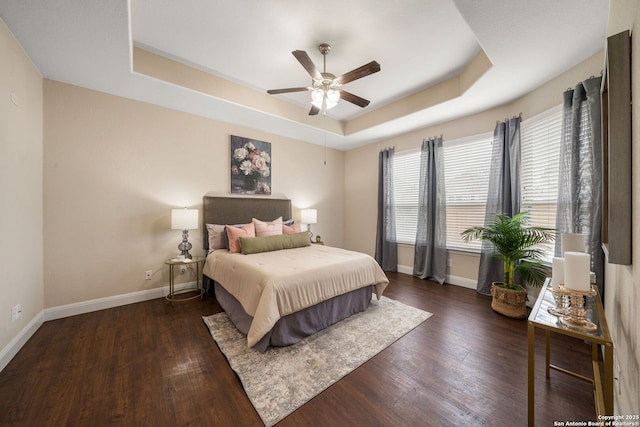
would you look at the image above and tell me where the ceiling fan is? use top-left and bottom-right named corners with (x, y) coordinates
top-left (267, 43), bottom-right (381, 116)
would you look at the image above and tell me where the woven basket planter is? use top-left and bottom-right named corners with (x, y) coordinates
top-left (491, 283), bottom-right (528, 319)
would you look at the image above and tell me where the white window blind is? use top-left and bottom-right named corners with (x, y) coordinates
top-left (443, 133), bottom-right (493, 251)
top-left (521, 105), bottom-right (562, 261)
top-left (391, 105), bottom-right (563, 256)
top-left (392, 149), bottom-right (420, 244)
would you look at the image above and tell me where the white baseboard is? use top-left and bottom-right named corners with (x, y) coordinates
top-left (0, 281), bottom-right (199, 373)
top-left (0, 311), bottom-right (44, 372)
top-left (445, 275), bottom-right (477, 290)
top-left (44, 281), bottom-right (199, 321)
top-left (397, 264), bottom-right (413, 275)
top-left (397, 264), bottom-right (477, 290)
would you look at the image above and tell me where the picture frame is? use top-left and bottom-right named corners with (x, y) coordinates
top-left (230, 135), bottom-right (272, 195)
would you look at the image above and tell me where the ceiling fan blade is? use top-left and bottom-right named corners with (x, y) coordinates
top-left (340, 90), bottom-right (370, 108)
top-left (335, 61), bottom-right (381, 85)
top-left (292, 50), bottom-right (323, 80)
top-left (267, 87), bottom-right (310, 95)
top-left (309, 105), bottom-right (320, 116)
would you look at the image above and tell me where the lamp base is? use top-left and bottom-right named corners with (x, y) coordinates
top-left (178, 230), bottom-right (193, 259)
top-left (306, 224), bottom-right (314, 243)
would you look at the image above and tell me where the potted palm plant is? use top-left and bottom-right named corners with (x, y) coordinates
top-left (461, 212), bottom-right (555, 319)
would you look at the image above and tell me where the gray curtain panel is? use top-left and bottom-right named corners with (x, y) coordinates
top-left (413, 137), bottom-right (447, 284)
top-left (554, 77), bottom-right (603, 294)
top-left (476, 117), bottom-right (521, 295)
top-left (375, 148), bottom-right (398, 271)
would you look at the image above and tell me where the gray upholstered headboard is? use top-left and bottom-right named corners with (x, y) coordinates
top-left (202, 195), bottom-right (292, 251)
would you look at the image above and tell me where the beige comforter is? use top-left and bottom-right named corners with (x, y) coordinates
top-left (204, 244), bottom-right (389, 348)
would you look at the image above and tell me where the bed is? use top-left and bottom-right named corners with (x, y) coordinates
top-left (202, 194), bottom-right (389, 352)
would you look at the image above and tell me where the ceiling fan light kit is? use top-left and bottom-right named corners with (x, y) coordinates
top-left (267, 43), bottom-right (380, 115)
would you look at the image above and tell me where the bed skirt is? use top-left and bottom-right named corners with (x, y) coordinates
top-left (209, 277), bottom-right (373, 352)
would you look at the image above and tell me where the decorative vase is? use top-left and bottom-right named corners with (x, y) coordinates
top-left (491, 283), bottom-right (528, 319)
top-left (243, 175), bottom-right (258, 193)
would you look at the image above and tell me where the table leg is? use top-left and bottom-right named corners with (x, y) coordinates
top-left (545, 330), bottom-right (551, 378)
top-left (528, 321), bottom-right (535, 427)
top-left (197, 261), bottom-right (203, 299)
top-left (169, 265), bottom-right (175, 304)
top-left (604, 342), bottom-right (614, 414)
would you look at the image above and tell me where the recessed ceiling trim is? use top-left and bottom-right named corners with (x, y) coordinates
top-left (133, 46), bottom-right (491, 139)
top-left (132, 46), bottom-right (346, 135)
top-left (345, 49), bottom-right (492, 135)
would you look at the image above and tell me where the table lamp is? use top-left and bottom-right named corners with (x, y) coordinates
top-left (171, 208), bottom-right (198, 259)
top-left (301, 208), bottom-right (317, 242)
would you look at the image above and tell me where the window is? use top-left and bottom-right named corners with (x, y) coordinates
top-left (521, 105), bottom-right (562, 261)
top-left (393, 149), bottom-right (420, 244)
top-left (392, 105), bottom-right (562, 258)
top-left (392, 133), bottom-right (494, 249)
top-left (443, 133), bottom-right (493, 251)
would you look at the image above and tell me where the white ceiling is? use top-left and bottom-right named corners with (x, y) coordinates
top-left (0, 0), bottom-right (608, 150)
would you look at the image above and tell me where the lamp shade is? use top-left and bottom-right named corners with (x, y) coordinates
top-left (301, 209), bottom-right (317, 224)
top-left (311, 89), bottom-right (324, 108)
top-left (326, 89), bottom-right (340, 109)
top-left (171, 208), bottom-right (198, 230)
top-left (310, 89), bottom-right (339, 110)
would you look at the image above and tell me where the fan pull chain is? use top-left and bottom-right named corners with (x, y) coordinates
top-left (323, 111), bottom-right (327, 165)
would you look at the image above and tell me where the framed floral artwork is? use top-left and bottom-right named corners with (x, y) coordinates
top-left (230, 135), bottom-right (272, 195)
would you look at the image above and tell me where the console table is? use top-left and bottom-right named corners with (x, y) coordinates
top-left (527, 278), bottom-right (614, 426)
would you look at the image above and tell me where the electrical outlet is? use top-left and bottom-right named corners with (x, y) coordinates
top-left (447, 258), bottom-right (453, 267)
top-left (11, 304), bottom-right (21, 323)
top-left (145, 270), bottom-right (153, 280)
top-left (180, 266), bottom-right (187, 274)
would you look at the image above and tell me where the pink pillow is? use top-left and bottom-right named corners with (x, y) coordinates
top-left (283, 223), bottom-right (302, 234)
top-left (253, 217), bottom-right (283, 237)
top-left (226, 223), bottom-right (256, 253)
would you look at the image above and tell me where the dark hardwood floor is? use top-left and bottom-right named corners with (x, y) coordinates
top-left (0, 272), bottom-right (597, 426)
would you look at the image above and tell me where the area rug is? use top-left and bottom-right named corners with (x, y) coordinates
top-left (202, 296), bottom-right (432, 426)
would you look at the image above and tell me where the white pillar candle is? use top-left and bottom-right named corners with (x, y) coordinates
top-left (562, 233), bottom-right (586, 254)
top-left (564, 251), bottom-right (591, 292)
top-left (551, 257), bottom-right (564, 290)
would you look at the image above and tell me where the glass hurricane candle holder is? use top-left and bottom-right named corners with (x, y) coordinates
top-left (548, 288), bottom-right (571, 317)
top-left (555, 285), bottom-right (597, 333)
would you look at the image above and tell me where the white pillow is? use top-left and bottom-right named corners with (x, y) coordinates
top-left (253, 217), bottom-right (283, 237)
top-left (206, 223), bottom-right (227, 250)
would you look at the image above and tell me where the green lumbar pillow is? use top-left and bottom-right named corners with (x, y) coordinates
top-left (239, 232), bottom-right (311, 255)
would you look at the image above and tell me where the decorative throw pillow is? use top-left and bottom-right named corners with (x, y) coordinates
top-left (239, 232), bottom-right (311, 255)
top-left (253, 217), bottom-right (283, 237)
top-left (222, 223), bottom-right (250, 249)
top-left (282, 223), bottom-right (302, 234)
top-left (206, 224), bottom-right (227, 251)
top-left (225, 223), bottom-right (256, 253)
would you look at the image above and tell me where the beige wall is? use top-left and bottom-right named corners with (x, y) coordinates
top-left (345, 1), bottom-right (640, 413)
top-left (43, 80), bottom-right (344, 307)
top-left (0, 20), bottom-right (44, 357)
top-left (605, 0), bottom-right (640, 416)
top-left (344, 50), bottom-right (604, 281)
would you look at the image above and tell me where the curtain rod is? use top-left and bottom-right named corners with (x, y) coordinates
top-left (496, 113), bottom-right (522, 124)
